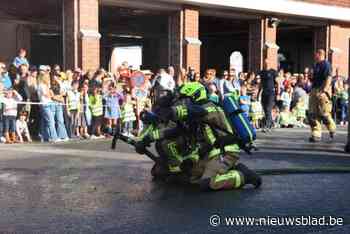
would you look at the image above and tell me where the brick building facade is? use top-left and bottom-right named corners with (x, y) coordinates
top-left (2, 0), bottom-right (350, 76)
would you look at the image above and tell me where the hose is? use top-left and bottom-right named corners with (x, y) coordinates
top-left (256, 166), bottom-right (350, 176)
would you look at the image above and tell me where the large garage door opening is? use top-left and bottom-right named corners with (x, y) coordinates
top-left (199, 15), bottom-right (250, 74)
top-left (277, 23), bottom-right (314, 73)
top-left (0, 0), bottom-right (62, 66)
top-left (100, 6), bottom-right (170, 72)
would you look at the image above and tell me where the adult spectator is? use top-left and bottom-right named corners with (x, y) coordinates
top-left (13, 48), bottom-right (29, 68)
top-left (187, 67), bottom-right (196, 82)
top-left (229, 68), bottom-right (241, 90)
top-left (73, 68), bottom-right (83, 83)
top-left (177, 68), bottom-right (188, 87)
top-left (333, 68), bottom-right (346, 97)
top-left (222, 70), bottom-right (237, 95)
top-left (292, 80), bottom-right (307, 109)
top-left (258, 59), bottom-right (278, 132)
top-left (17, 64), bottom-right (31, 114)
top-left (245, 72), bottom-right (256, 95)
top-left (213, 70), bottom-right (228, 100)
top-left (0, 63), bottom-right (12, 89)
top-left (51, 74), bottom-right (69, 141)
top-left (152, 69), bottom-right (175, 107)
top-left (168, 66), bottom-right (175, 79)
top-left (0, 82), bottom-right (4, 143)
top-left (193, 72), bottom-right (201, 82)
top-left (156, 68), bottom-right (176, 91)
top-left (202, 69), bottom-right (215, 87)
top-left (37, 73), bottom-right (58, 142)
top-left (89, 69), bottom-right (104, 90)
top-left (82, 69), bottom-right (94, 86)
top-left (28, 66), bottom-right (40, 139)
top-left (238, 72), bottom-right (246, 85)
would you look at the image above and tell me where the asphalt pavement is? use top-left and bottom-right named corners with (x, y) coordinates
top-left (1, 127), bottom-right (350, 234)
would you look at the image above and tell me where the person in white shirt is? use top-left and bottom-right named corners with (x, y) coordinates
top-left (37, 73), bottom-right (58, 142)
top-left (16, 111), bottom-right (32, 143)
top-left (0, 89), bottom-right (22, 143)
top-left (158, 69), bottom-right (176, 92)
top-left (153, 69), bottom-right (176, 105)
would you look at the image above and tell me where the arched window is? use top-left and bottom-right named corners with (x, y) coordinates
top-left (229, 51), bottom-right (243, 76)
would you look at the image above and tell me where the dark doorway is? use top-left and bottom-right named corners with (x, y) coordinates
top-left (31, 32), bottom-right (62, 66)
top-left (200, 16), bottom-right (249, 74)
top-left (277, 24), bottom-right (314, 73)
top-left (100, 6), bottom-right (170, 72)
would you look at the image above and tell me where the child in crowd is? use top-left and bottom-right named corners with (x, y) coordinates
top-left (208, 83), bottom-right (219, 104)
top-left (16, 111), bottom-right (32, 143)
top-left (121, 93), bottom-right (136, 137)
top-left (239, 85), bottom-right (251, 116)
top-left (104, 83), bottom-right (124, 136)
top-left (280, 85), bottom-right (293, 110)
top-left (271, 106), bottom-right (280, 128)
top-left (292, 96), bottom-right (307, 127)
top-left (79, 83), bottom-right (91, 139)
top-left (278, 106), bottom-right (297, 128)
top-left (89, 86), bottom-right (104, 139)
top-left (338, 82), bottom-right (349, 126)
top-left (250, 94), bottom-right (264, 129)
top-left (0, 83), bottom-right (4, 143)
top-left (1, 89), bottom-right (22, 143)
top-left (133, 88), bottom-right (152, 134)
top-left (66, 80), bottom-right (81, 138)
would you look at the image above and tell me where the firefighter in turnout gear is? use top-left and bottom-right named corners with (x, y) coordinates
top-left (308, 49), bottom-right (336, 142)
top-left (135, 91), bottom-right (198, 183)
top-left (136, 82), bottom-right (262, 190)
top-left (173, 82), bottom-right (261, 190)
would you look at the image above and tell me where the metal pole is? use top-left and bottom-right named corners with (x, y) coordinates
top-left (345, 81), bottom-right (350, 152)
top-left (62, 0), bottom-right (66, 70)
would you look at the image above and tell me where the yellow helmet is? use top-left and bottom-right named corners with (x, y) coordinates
top-left (178, 82), bottom-right (207, 103)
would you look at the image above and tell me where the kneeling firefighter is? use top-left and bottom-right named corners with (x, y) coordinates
top-left (171, 82), bottom-right (262, 190)
top-left (135, 91), bottom-right (199, 183)
top-left (136, 82), bottom-right (262, 191)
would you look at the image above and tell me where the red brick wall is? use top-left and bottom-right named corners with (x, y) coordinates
top-left (183, 8), bottom-right (199, 38)
top-left (183, 8), bottom-right (200, 72)
top-left (79, 0), bottom-right (99, 30)
top-left (329, 24), bottom-right (350, 77)
top-left (248, 18), bottom-right (278, 72)
top-left (295, 0), bottom-right (350, 7)
top-left (184, 44), bottom-right (200, 73)
top-left (64, 0), bottom-right (100, 71)
top-left (78, 0), bottom-right (100, 71)
top-left (79, 38), bottom-right (100, 71)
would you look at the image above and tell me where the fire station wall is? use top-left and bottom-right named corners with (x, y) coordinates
top-left (329, 24), bottom-right (350, 77)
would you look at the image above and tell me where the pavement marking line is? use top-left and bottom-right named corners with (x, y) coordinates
top-left (249, 149), bottom-right (350, 157)
top-left (0, 173), bottom-right (19, 185)
top-left (0, 146), bottom-right (152, 162)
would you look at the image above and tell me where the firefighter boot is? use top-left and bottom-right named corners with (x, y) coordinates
top-left (236, 163), bottom-right (262, 189)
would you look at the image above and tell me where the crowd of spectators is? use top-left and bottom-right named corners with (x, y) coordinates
top-left (0, 48), bottom-right (348, 144)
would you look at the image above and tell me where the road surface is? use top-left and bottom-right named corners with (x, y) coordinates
top-left (0, 127), bottom-right (350, 233)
